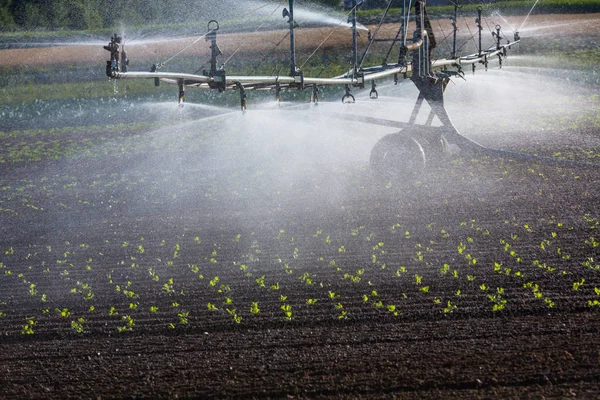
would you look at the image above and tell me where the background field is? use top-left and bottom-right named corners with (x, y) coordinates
top-left (1, 4), bottom-right (600, 399)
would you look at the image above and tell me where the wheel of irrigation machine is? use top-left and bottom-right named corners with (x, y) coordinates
top-left (370, 126), bottom-right (448, 183)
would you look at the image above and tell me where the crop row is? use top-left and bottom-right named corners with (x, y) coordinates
top-left (1, 205), bottom-right (599, 337)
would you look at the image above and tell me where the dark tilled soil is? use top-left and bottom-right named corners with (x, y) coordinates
top-left (1, 120), bottom-right (600, 398)
top-left (2, 12), bottom-right (600, 399)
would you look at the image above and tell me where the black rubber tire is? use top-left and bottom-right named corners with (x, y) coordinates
top-left (370, 134), bottom-right (426, 183)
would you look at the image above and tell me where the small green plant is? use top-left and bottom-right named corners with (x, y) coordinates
top-left (71, 317), bottom-right (86, 333)
top-left (414, 274), bottom-right (422, 285)
top-left (118, 315), bottom-right (135, 332)
top-left (587, 299), bottom-right (600, 307)
top-left (387, 304), bottom-right (399, 317)
top-left (440, 263), bottom-right (450, 275)
top-left (250, 302), bottom-right (260, 314)
top-left (177, 311), bottom-right (189, 324)
top-left (281, 304), bottom-right (293, 321)
top-left (338, 309), bottom-right (348, 319)
top-left (443, 301), bottom-right (457, 313)
top-left (22, 316), bottom-right (36, 335)
top-left (56, 307), bottom-right (71, 318)
top-left (162, 277), bottom-right (174, 294)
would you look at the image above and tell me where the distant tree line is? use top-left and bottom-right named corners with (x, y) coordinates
top-left (0, 0), bottom-right (391, 31)
top-left (2, 0), bottom-right (170, 31)
top-left (2, 0), bottom-right (338, 31)
top-left (0, 0), bottom-right (524, 32)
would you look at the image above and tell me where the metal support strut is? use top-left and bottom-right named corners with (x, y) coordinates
top-left (205, 20), bottom-right (226, 92)
top-left (492, 24), bottom-right (503, 68)
top-left (234, 82), bottom-right (247, 112)
top-left (283, 0), bottom-right (300, 78)
top-left (178, 79), bottom-right (185, 107)
top-left (370, 0), bottom-right (486, 183)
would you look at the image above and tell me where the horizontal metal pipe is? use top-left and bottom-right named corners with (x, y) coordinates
top-left (114, 39), bottom-right (518, 88)
top-left (431, 40), bottom-right (519, 69)
top-left (405, 35), bottom-right (424, 51)
top-left (113, 71), bottom-right (211, 81)
top-left (227, 75), bottom-right (295, 84)
top-left (362, 66), bottom-right (409, 82)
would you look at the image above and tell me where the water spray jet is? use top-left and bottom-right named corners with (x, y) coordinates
top-left (100, 0), bottom-right (600, 184)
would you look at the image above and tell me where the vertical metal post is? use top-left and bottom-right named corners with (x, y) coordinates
top-left (400, 0), bottom-right (406, 46)
top-left (207, 22), bottom-right (220, 75)
top-left (495, 25), bottom-right (502, 50)
top-left (351, 0), bottom-right (358, 78)
top-left (288, 0), bottom-right (297, 76)
top-left (476, 7), bottom-right (482, 55)
top-left (451, 1), bottom-right (459, 59)
top-left (412, 0), bottom-right (425, 78)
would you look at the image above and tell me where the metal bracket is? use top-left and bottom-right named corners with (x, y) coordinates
top-left (234, 82), bottom-right (247, 112)
top-left (178, 79), bottom-right (185, 107)
top-left (342, 85), bottom-right (355, 103)
top-left (370, 80), bottom-right (378, 99)
top-left (311, 84), bottom-right (319, 104)
top-left (275, 82), bottom-right (281, 103)
top-left (104, 33), bottom-right (123, 78)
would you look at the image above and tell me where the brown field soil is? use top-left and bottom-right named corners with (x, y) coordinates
top-left (1, 117), bottom-right (600, 398)
top-left (1, 12), bottom-right (600, 400)
top-left (1, 13), bottom-right (599, 68)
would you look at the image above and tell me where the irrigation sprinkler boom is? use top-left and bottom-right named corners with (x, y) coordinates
top-left (104, 2), bottom-right (519, 94)
top-left (104, 0), bottom-right (591, 180)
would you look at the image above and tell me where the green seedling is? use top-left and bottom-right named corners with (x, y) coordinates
top-left (71, 317), bottom-right (86, 333)
top-left (177, 311), bottom-right (189, 324)
top-left (281, 304), bottom-right (293, 321)
top-left (56, 307), bottom-right (70, 318)
top-left (443, 301), bottom-right (457, 313)
top-left (118, 315), bottom-right (135, 332)
top-left (573, 278), bottom-right (585, 291)
top-left (22, 316), bottom-right (36, 335)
